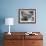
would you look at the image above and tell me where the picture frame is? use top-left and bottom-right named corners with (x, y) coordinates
top-left (18, 9), bottom-right (36, 23)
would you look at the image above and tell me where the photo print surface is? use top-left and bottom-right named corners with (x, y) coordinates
top-left (19, 9), bottom-right (36, 23)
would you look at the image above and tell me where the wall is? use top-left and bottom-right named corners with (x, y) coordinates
top-left (0, 0), bottom-right (46, 46)
top-left (0, 0), bottom-right (46, 32)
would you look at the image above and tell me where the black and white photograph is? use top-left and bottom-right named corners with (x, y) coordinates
top-left (19, 9), bottom-right (36, 23)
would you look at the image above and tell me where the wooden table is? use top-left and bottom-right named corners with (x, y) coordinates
top-left (4, 32), bottom-right (43, 46)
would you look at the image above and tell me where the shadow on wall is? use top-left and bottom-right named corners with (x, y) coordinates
top-left (0, 16), bottom-right (5, 46)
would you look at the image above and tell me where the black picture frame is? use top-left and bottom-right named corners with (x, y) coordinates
top-left (18, 9), bottom-right (36, 24)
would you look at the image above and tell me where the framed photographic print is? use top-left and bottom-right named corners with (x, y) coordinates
top-left (18, 9), bottom-right (36, 23)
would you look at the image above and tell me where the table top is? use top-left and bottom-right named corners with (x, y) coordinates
top-left (4, 32), bottom-right (43, 40)
top-left (4, 32), bottom-right (43, 35)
